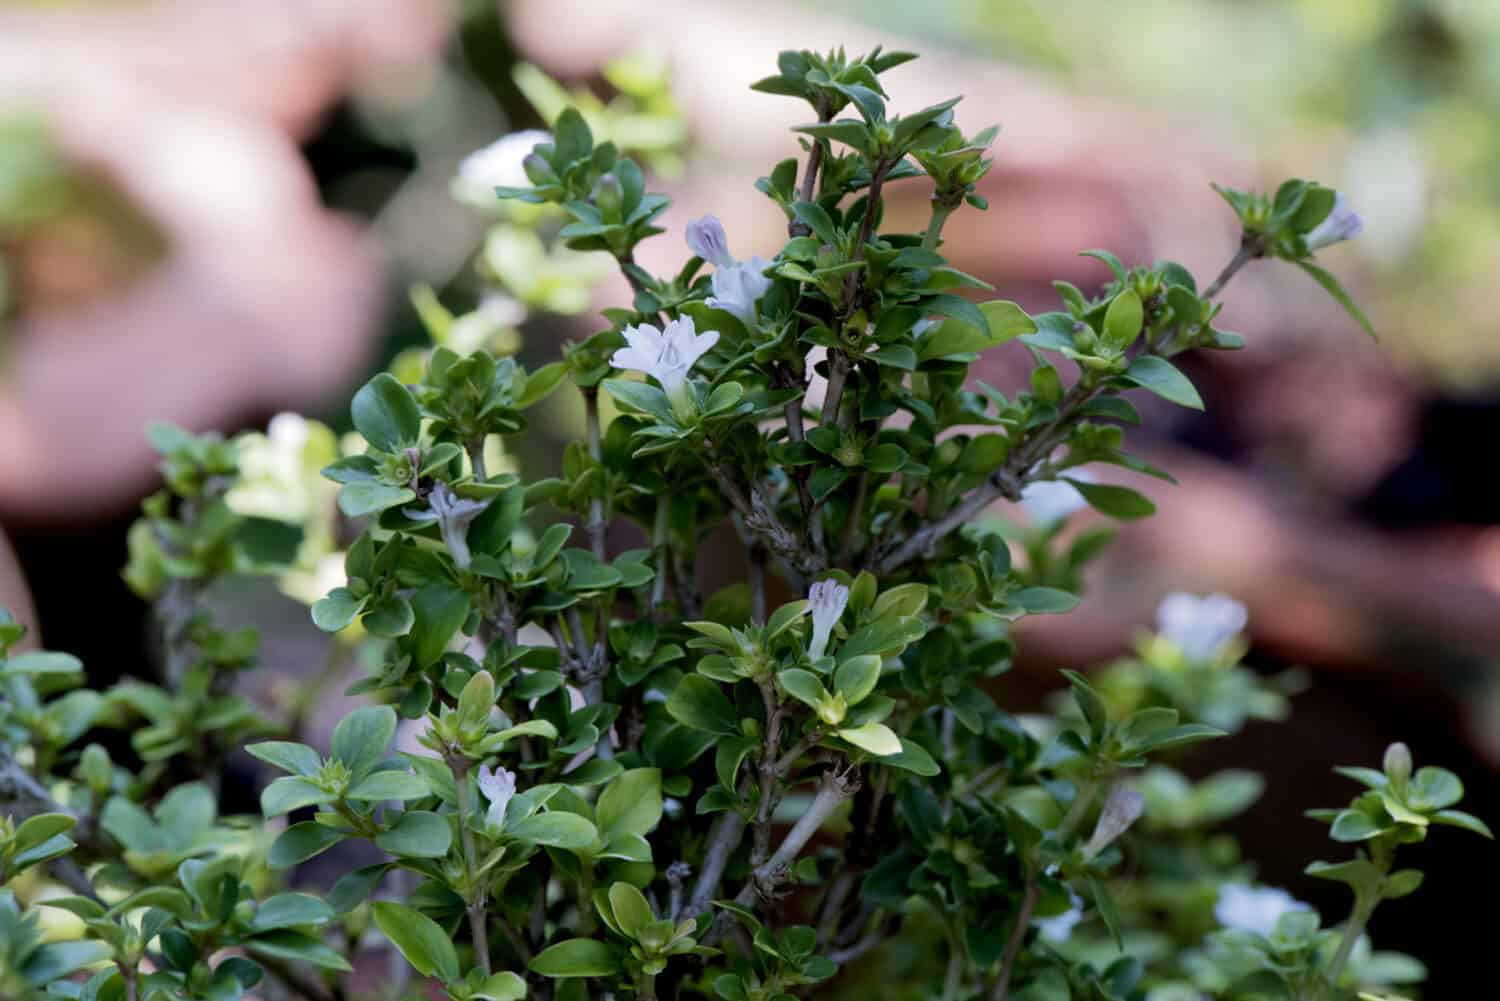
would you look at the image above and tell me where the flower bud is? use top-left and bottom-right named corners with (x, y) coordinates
top-left (596, 173), bottom-right (624, 222)
top-left (1384, 742), bottom-right (1413, 788)
top-left (1305, 191), bottom-right (1363, 250)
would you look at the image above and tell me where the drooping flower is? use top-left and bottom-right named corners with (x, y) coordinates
top-left (707, 257), bottom-right (774, 327)
top-left (686, 214), bottom-right (734, 268)
top-left (1018, 472), bottom-right (1091, 528)
top-left (1155, 592), bottom-right (1249, 663)
top-left (807, 579), bottom-right (850, 661)
top-left (1305, 191), bottom-right (1364, 250)
top-left (1083, 785), bottom-right (1146, 858)
top-left (1214, 884), bottom-right (1309, 937)
top-left (609, 315), bottom-right (720, 412)
top-left (407, 483), bottom-right (492, 569)
top-left (456, 130), bottom-right (551, 193)
top-left (476, 764), bottom-right (517, 830)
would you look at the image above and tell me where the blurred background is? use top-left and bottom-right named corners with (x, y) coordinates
top-left (2, 0), bottom-right (1498, 990)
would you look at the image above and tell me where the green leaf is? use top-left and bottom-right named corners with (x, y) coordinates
top-left (916, 300), bottom-right (1034, 362)
top-left (351, 373), bottom-right (421, 452)
top-left (1080, 248), bottom-right (1127, 282)
top-left (261, 776), bottom-right (336, 818)
top-left (338, 482), bottom-right (415, 518)
top-left (246, 741), bottom-right (321, 778)
top-left (595, 769), bottom-right (663, 839)
top-left (1012, 587), bottom-right (1079, 614)
top-left (778, 668), bottom-right (828, 710)
top-left (530, 938), bottom-right (621, 978)
top-left (883, 738), bottom-right (941, 776)
top-left (517, 362), bottom-right (569, 409)
top-left (1431, 809), bottom-right (1493, 839)
top-left (1064, 478), bottom-right (1156, 520)
top-left (269, 823), bottom-right (345, 867)
top-left (1122, 356), bottom-right (1203, 410)
top-left (1102, 289), bottom-right (1143, 350)
top-left (1382, 869), bottom-right (1424, 900)
top-left (604, 378), bottom-right (674, 423)
top-left (246, 930), bottom-right (353, 973)
top-left (1133, 723), bottom-right (1226, 754)
top-left (311, 588), bottom-right (363, 632)
top-left (1063, 670), bottom-right (1108, 743)
top-left (1407, 767), bottom-right (1463, 812)
top-left (408, 584), bottom-right (471, 667)
top-left (666, 675), bottom-right (740, 736)
top-left (1, 651), bottom-right (83, 676)
top-left (833, 655), bottom-right (882, 706)
top-left (606, 882), bottom-right (655, 939)
top-left (375, 811), bottom-right (453, 858)
top-left (474, 972), bottom-right (528, 1001)
top-left (331, 705), bottom-right (397, 774)
top-left (13, 813), bottom-right (76, 853)
top-left (347, 770), bottom-right (429, 802)
top-left (363, 596), bottom-right (415, 638)
top-left (1331, 808), bottom-right (1386, 842)
top-left (1295, 260), bottom-right (1377, 338)
top-left (252, 893), bottom-right (335, 931)
top-left (508, 812), bottom-right (599, 850)
top-left (371, 901), bottom-right (461, 982)
top-left (838, 722), bottom-right (902, 756)
top-left (19, 941), bottom-right (112, 985)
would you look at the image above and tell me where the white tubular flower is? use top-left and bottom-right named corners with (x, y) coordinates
top-left (707, 257), bottom-right (774, 328)
top-left (1036, 895), bottom-right (1084, 943)
top-left (1018, 472), bottom-right (1090, 528)
top-left (1155, 592), bottom-right (1249, 663)
top-left (476, 764), bottom-right (517, 830)
top-left (609, 315), bottom-right (721, 411)
top-left (1214, 884), bottom-right (1309, 937)
top-left (457, 129), bottom-right (551, 193)
top-left (807, 579), bottom-right (850, 661)
top-left (686, 214), bottom-right (735, 268)
top-left (407, 483), bottom-right (492, 569)
top-left (1083, 786), bottom-right (1146, 858)
top-left (1306, 191), bottom-right (1364, 250)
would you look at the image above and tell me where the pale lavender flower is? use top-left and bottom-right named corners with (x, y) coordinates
top-left (1156, 592), bottom-right (1249, 663)
top-left (407, 483), bottom-right (491, 569)
top-left (807, 579), bottom-right (850, 661)
top-left (707, 256), bottom-right (774, 328)
top-left (610, 315), bottom-right (720, 409)
top-left (476, 764), bottom-right (517, 830)
top-left (1214, 884), bottom-right (1309, 937)
top-left (1018, 472), bottom-right (1091, 528)
top-left (686, 214), bottom-right (735, 268)
top-left (1083, 785), bottom-right (1146, 858)
top-left (1306, 192), bottom-right (1364, 250)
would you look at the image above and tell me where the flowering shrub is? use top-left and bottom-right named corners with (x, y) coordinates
top-left (1, 44), bottom-right (1492, 1001)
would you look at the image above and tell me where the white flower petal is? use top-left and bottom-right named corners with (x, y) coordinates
top-left (1156, 592), bottom-right (1249, 662)
top-left (1214, 884), bottom-right (1309, 936)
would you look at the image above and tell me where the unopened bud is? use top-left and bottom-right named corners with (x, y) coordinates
top-left (1384, 742), bottom-right (1413, 787)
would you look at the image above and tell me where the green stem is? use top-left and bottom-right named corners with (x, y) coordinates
top-left (923, 201), bottom-right (955, 250)
top-left (652, 497), bottom-right (670, 610)
top-left (451, 757), bottom-right (492, 975)
top-left (637, 971), bottom-right (658, 1001)
top-left (941, 920), bottom-right (966, 1001)
top-left (468, 437), bottom-right (488, 482)
top-left (1325, 892), bottom-right (1376, 990)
